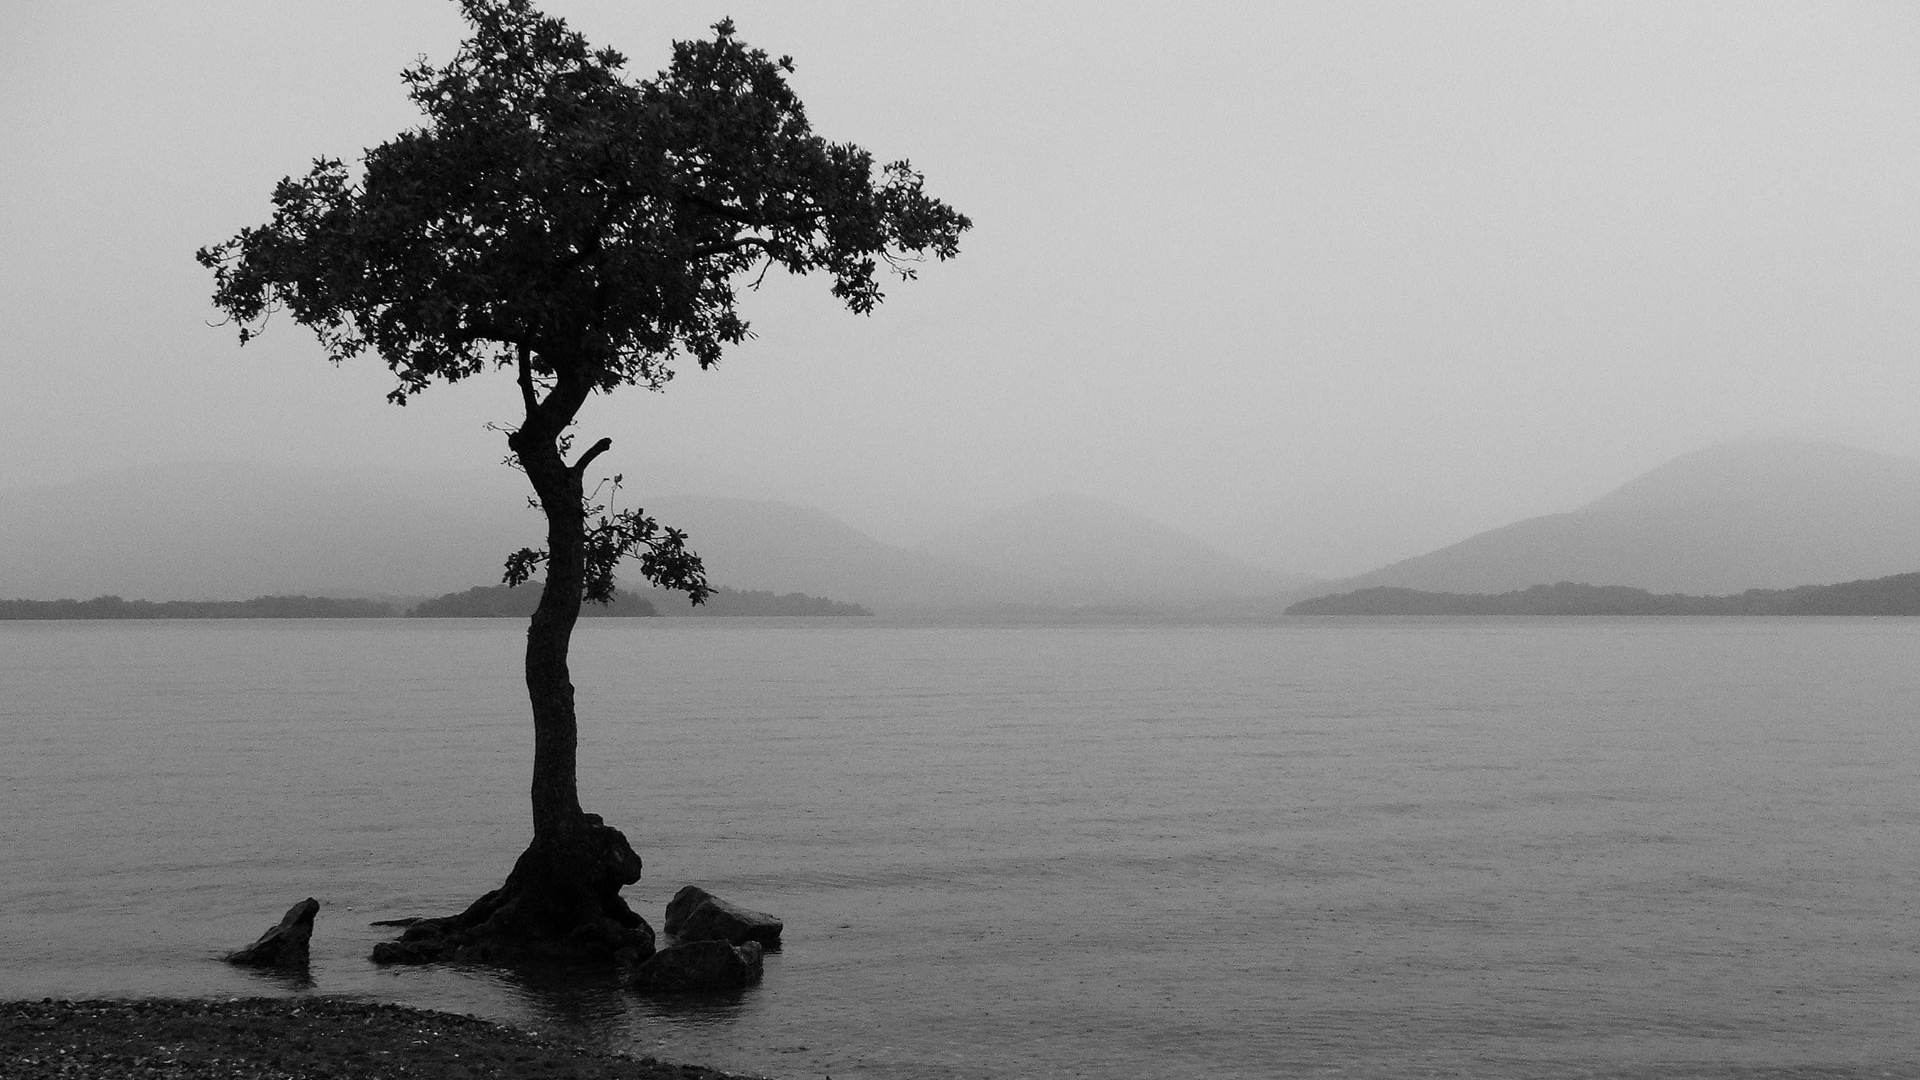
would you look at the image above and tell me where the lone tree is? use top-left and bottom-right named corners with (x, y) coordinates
top-left (198, 0), bottom-right (967, 966)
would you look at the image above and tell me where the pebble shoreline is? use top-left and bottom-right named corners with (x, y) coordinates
top-left (0, 997), bottom-right (772, 1080)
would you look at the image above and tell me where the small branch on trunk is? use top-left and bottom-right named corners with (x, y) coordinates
top-left (573, 437), bottom-right (613, 475)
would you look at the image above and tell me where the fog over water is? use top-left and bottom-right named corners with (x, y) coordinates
top-left (7, 2), bottom-right (1920, 573)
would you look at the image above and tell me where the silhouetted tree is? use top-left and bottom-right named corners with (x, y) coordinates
top-left (198, 0), bottom-right (967, 965)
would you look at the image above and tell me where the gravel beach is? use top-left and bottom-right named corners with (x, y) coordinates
top-left (1, 998), bottom-right (770, 1080)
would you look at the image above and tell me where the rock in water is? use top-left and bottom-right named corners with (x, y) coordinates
top-left (630, 939), bottom-right (764, 992)
top-left (663, 885), bottom-right (783, 948)
top-left (661, 885), bottom-right (711, 934)
top-left (226, 897), bottom-right (319, 968)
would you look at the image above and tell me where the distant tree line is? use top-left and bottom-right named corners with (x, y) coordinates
top-left (3, 583), bottom-right (871, 619)
top-left (0, 595), bottom-right (396, 619)
top-left (1288, 572), bottom-right (1920, 616)
top-left (407, 584), bottom-right (658, 618)
top-left (407, 582), bottom-right (871, 617)
top-left (644, 585), bottom-right (872, 617)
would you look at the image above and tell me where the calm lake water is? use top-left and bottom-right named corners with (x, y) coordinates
top-left (3, 617), bottom-right (1919, 1078)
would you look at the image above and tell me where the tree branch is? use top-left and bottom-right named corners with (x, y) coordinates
top-left (516, 344), bottom-right (538, 418)
top-left (453, 319), bottom-right (532, 349)
top-left (559, 179), bottom-right (627, 276)
top-left (678, 188), bottom-right (822, 230)
top-left (573, 437), bottom-right (613, 475)
top-left (686, 234), bottom-right (789, 261)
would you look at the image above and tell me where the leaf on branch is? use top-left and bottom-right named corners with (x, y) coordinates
top-left (581, 506), bottom-right (710, 606)
top-left (501, 491), bottom-right (711, 607)
top-left (503, 546), bottom-right (548, 588)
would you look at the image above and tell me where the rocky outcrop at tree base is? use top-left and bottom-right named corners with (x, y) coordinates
top-left (630, 939), bottom-right (764, 993)
top-left (663, 885), bottom-right (783, 948)
top-left (369, 814), bottom-right (655, 968)
top-left (225, 897), bottom-right (319, 968)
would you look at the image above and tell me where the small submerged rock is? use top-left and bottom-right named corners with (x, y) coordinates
top-left (663, 885), bottom-right (783, 949)
top-left (631, 939), bottom-right (764, 992)
top-left (225, 897), bottom-right (319, 968)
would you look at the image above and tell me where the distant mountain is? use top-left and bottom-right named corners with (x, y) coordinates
top-left (1216, 481), bottom-right (1515, 580)
top-left (1290, 571), bottom-right (1920, 616)
top-left (0, 461), bottom-right (537, 601)
top-left (0, 463), bottom-right (1052, 613)
top-left (1321, 441), bottom-right (1920, 596)
top-left (639, 494), bottom-right (1047, 611)
top-left (914, 492), bottom-right (1307, 606)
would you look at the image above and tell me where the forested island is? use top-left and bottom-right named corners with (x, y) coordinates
top-left (2, 584), bottom-right (872, 619)
top-left (0, 595), bottom-right (395, 619)
top-left (407, 584), bottom-right (659, 617)
top-left (1288, 572), bottom-right (1920, 616)
top-left (647, 585), bottom-right (872, 616)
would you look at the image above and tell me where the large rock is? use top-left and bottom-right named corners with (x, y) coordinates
top-left (663, 885), bottom-right (783, 949)
top-left (630, 939), bottom-right (764, 993)
top-left (226, 897), bottom-right (319, 968)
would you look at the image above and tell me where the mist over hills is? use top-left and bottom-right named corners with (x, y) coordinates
top-left (916, 492), bottom-right (1304, 605)
top-left (635, 494), bottom-right (1043, 610)
top-left (11, 440), bottom-right (1919, 613)
top-left (0, 462), bottom-right (538, 602)
top-left (1290, 573), bottom-right (1920, 616)
top-left (0, 463), bottom-right (1286, 613)
top-left (1321, 440), bottom-right (1920, 596)
top-left (1216, 481), bottom-right (1511, 581)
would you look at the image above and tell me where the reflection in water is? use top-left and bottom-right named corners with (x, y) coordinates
top-left (232, 964), bottom-right (316, 993)
top-left (486, 962), bottom-right (634, 1048)
top-left (627, 989), bottom-right (752, 1024)
top-left (451, 955), bottom-right (756, 1054)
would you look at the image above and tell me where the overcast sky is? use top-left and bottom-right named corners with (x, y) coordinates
top-left (6, 1), bottom-right (1919, 573)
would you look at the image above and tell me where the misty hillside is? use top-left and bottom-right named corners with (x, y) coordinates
top-left (1217, 482), bottom-right (1512, 580)
top-left (1289, 572), bottom-right (1920, 616)
top-left (0, 463), bottom-right (1073, 612)
top-left (0, 462), bottom-right (538, 601)
top-left (916, 492), bottom-right (1306, 605)
top-left (629, 494), bottom-right (1046, 610)
top-left (1323, 441), bottom-right (1920, 596)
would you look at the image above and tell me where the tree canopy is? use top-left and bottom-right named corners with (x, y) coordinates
top-left (198, 0), bottom-right (969, 410)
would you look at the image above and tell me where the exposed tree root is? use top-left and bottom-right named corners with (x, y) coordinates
top-left (372, 814), bottom-right (655, 968)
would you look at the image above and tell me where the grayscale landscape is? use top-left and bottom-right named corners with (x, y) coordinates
top-left (5, 3), bottom-right (1920, 1079)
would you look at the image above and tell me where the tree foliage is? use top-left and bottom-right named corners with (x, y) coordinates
top-left (198, 0), bottom-right (968, 410)
top-left (503, 475), bottom-right (709, 604)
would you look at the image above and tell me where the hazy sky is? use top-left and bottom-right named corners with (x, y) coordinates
top-left (6, 2), bottom-right (1920, 573)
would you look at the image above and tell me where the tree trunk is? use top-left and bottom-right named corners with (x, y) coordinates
top-left (370, 419), bottom-right (652, 968)
top-left (521, 435), bottom-right (589, 859)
